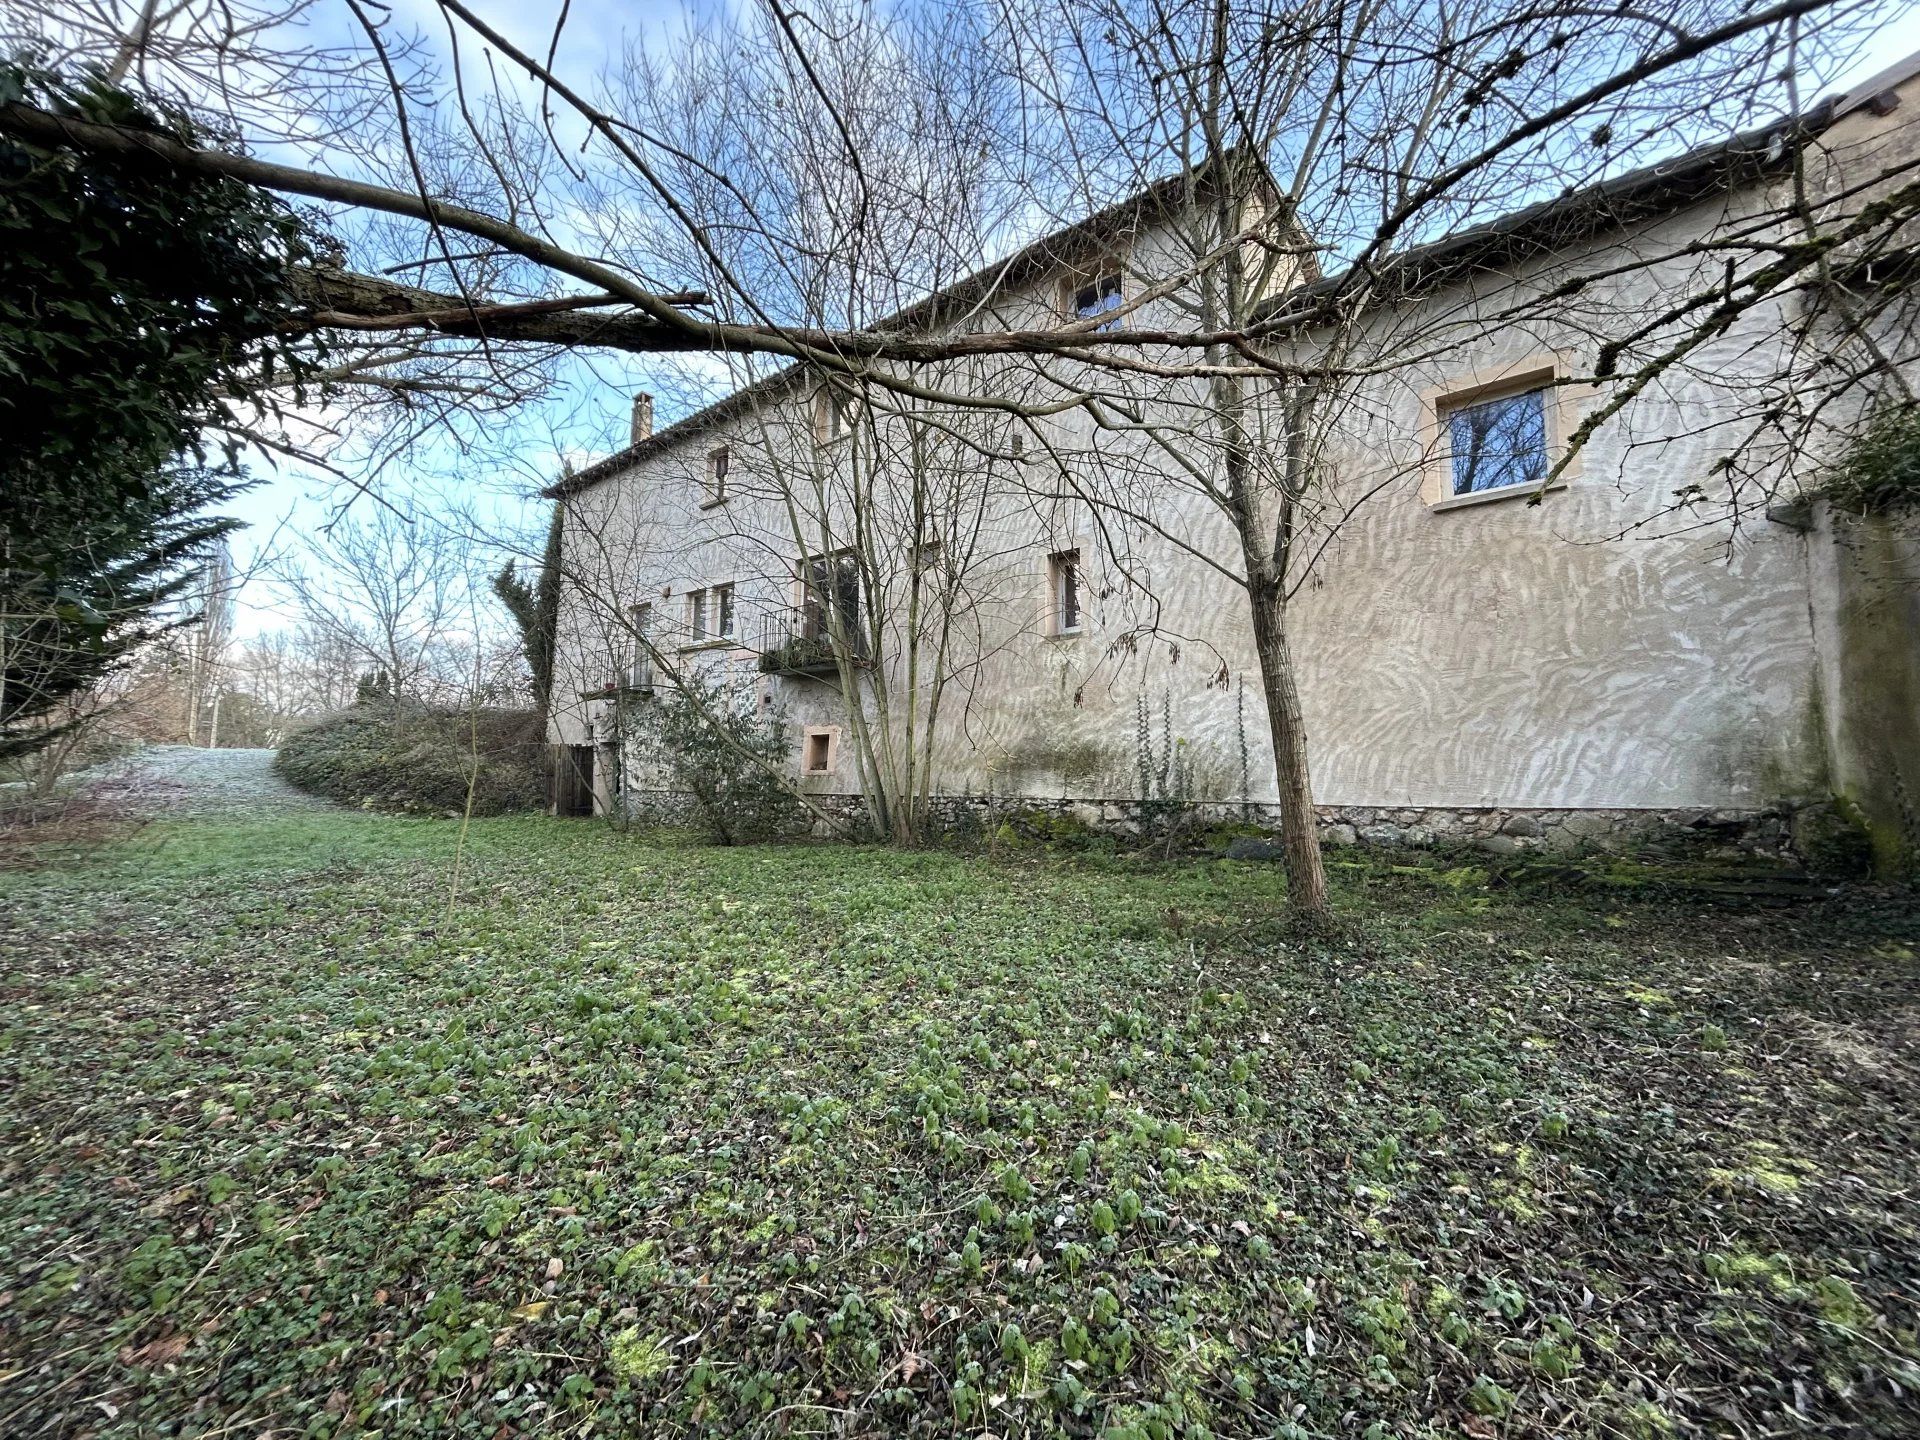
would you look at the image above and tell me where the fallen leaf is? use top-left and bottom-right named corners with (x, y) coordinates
top-left (123, 1332), bottom-right (189, 1367)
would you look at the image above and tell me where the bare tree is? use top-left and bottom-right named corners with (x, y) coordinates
top-left (277, 505), bottom-right (474, 705)
top-left (6, 0), bottom-right (1918, 913)
top-left (218, 627), bottom-right (367, 741)
top-left (583, 16), bottom-right (1080, 843)
top-left (175, 537), bottom-right (234, 745)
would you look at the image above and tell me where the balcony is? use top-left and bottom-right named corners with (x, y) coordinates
top-left (757, 633), bottom-right (843, 678)
top-left (755, 611), bottom-right (866, 679)
top-left (577, 656), bottom-right (654, 702)
top-left (620, 655), bottom-right (657, 694)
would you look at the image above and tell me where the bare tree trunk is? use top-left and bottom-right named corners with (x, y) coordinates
top-left (1214, 319), bottom-right (1332, 922)
top-left (1245, 578), bottom-right (1329, 921)
top-left (104, 0), bottom-right (163, 86)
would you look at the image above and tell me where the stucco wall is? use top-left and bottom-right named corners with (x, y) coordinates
top-left (1807, 503), bottom-right (1920, 874)
top-left (548, 87), bottom-right (1920, 822)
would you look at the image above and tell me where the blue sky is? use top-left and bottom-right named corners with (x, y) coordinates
top-left (225, 0), bottom-right (1920, 637)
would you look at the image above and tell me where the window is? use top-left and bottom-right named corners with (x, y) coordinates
top-left (802, 551), bottom-right (864, 653)
top-left (705, 447), bottom-right (730, 504)
top-left (1445, 387), bottom-right (1548, 496)
top-left (1068, 270), bottom-right (1125, 332)
top-left (680, 585), bottom-right (734, 644)
top-left (802, 728), bottom-right (835, 775)
top-left (1420, 357), bottom-right (1575, 509)
top-left (912, 538), bottom-right (944, 579)
top-left (1049, 548), bottom-right (1082, 635)
top-left (814, 387), bottom-right (855, 444)
top-left (627, 603), bottom-right (654, 690)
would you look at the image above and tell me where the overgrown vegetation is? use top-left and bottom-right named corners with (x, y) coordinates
top-left (0, 57), bottom-right (317, 761)
top-left (1819, 400), bottom-right (1920, 516)
top-left (491, 503), bottom-right (564, 717)
top-left (757, 633), bottom-right (841, 677)
top-left (274, 703), bottom-right (544, 815)
top-left (2, 815), bottom-right (1915, 1437)
top-left (626, 673), bottom-right (800, 843)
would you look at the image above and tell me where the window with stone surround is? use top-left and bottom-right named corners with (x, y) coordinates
top-left (1048, 548), bottom-right (1082, 635)
top-left (801, 727), bottom-right (836, 775)
top-left (1421, 356), bottom-right (1578, 509)
top-left (1446, 388), bottom-right (1547, 496)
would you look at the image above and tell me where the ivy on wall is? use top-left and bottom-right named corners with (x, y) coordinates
top-left (1821, 400), bottom-right (1920, 517)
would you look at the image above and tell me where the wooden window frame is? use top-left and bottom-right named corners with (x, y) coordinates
top-left (813, 387), bottom-right (857, 446)
top-left (1060, 262), bottom-right (1128, 331)
top-left (798, 549), bottom-right (864, 653)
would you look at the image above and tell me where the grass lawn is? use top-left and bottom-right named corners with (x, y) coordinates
top-left (2, 813), bottom-right (1917, 1439)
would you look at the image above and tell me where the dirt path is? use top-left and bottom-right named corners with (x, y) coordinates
top-left (73, 744), bottom-right (335, 818)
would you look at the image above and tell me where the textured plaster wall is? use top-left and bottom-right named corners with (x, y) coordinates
top-left (547, 95), bottom-right (1920, 817)
top-left (1808, 504), bottom-right (1920, 873)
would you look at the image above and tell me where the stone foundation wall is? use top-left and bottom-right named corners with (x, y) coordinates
top-left (617, 785), bottom-right (1809, 859)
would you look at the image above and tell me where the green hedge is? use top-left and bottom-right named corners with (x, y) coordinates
top-left (275, 705), bottom-right (547, 816)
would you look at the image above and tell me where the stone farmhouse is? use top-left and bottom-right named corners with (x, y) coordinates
top-left (546, 53), bottom-right (1920, 865)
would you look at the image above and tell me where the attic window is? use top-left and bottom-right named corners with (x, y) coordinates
top-left (814, 387), bottom-right (855, 444)
top-left (1068, 270), bottom-right (1125, 331)
top-left (705, 446), bottom-right (730, 504)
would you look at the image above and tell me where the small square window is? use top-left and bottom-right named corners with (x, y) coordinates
top-left (706, 447), bottom-right (730, 503)
top-left (1068, 271), bottom-right (1125, 332)
top-left (1049, 548), bottom-right (1082, 634)
top-left (802, 728), bottom-right (834, 774)
top-left (1446, 387), bottom-right (1548, 496)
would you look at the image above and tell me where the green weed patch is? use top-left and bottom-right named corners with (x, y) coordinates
top-left (2, 815), bottom-right (1916, 1436)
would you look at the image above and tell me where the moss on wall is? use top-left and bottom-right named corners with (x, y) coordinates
top-left (985, 731), bottom-right (1122, 794)
top-left (1824, 511), bottom-right (1920, 879)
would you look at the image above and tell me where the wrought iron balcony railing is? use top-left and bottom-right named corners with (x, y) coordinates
top-left (754, 609), bottom-right (867, 677)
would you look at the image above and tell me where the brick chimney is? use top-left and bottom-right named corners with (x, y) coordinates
top-left (630, 392), bottom-right (654, 446)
